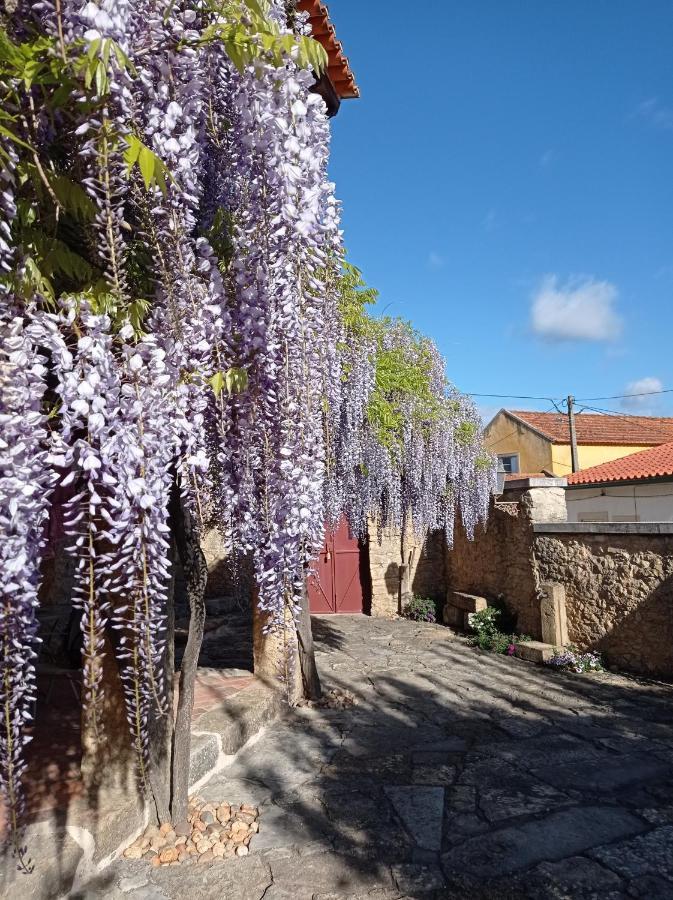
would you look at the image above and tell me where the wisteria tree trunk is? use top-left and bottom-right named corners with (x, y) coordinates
top-left (296, 578), bottom-right (321, 701)
top-left (169, 490), bottom-right (207, 826)
top-left (399, 496), bottom-right (411, 613)
top-left (147, 539), bottom-right (176, 826)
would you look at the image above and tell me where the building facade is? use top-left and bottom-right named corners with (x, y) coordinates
top-left (484, 408), bottom-right (673, 477)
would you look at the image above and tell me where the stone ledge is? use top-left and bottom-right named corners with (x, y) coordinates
top-left (195, 677), bottom-right (283, 756)
top-left (533, 522), bottom-right (673, 535)
top-left (504, 477), bottom-right (568, 490)
top-left (514, 640), bottom-right (555, 663)
top-left (449, 591), bottom-right (488, 613)
top-left (443, 592), bottom-right (488, 630)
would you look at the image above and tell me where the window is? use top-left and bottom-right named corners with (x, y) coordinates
top-left (578, 512), bottom-right (609, 522)
top-left (498, 453), bottom-right (520, 474)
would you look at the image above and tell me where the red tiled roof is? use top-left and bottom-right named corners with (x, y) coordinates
top-left (297, 1), bottom-right (359, 99)
top-left (507, 410), bottom-right (673, 446)
top-left (567, 441), bottom-right (673, 485)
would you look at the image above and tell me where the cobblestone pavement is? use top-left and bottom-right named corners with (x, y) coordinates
top-left (81, 615), bottom-right (673, 900)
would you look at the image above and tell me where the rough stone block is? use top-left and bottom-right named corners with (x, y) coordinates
top-left (442, 603), bottom-right (465, 628)
top-left (539, 582), bottom-right (569, 646)
top-left (514, 640), bottom-right (555, 663)
top-left (450, 592), bottom-right (488, 613)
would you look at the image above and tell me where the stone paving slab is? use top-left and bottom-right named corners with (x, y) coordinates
top-left (84, 615), bottom-right (673, 899)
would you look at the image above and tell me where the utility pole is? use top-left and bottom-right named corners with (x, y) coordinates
top-left (567, 395), bottom-right (579, 473)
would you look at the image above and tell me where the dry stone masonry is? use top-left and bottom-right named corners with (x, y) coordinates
top-left (446, 485), bottom-right (673, 677)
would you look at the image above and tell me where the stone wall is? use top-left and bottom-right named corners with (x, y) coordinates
top-left (367, 523), bottom-right (446, 617)
top-left (446, 499), bottom-right (540, 637)
top-left (533, 524), bottom-right (673, 676)
top-left (446, 487), bottom-right (566, 638)
top-left (445, 485), bottom-right (673, 677)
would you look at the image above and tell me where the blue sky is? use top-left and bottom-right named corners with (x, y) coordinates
top-left (326, 1), bottom-right (673, 422)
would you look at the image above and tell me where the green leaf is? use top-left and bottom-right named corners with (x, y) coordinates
top-left (243, 0), bottom-right (268, 18)
top-left (48, 174), bottom-right (96, 221)
top-left (225, 366), bottom-right (249, 395)
top-left (123, 133), bottom-right (142, 174)
top-left (209, 370), bottom-right (225, 397)
top-left (86, 37), bottom-right (102, 61)
top-left (138, 144), bottom-right (156, 190)
top-left (209, 367), bottom-right (249, 397)
top-left (0, 123), bottom-right (33, 153)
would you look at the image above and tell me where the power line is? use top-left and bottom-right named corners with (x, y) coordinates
top-left (468, 389), bottom-right (673, 404)
top-left (466, 392), bottom-right (560, 402)
top-left (574, 404), bottom-right (673, 439)
top-left (575, 388), bottom-right (673, 402)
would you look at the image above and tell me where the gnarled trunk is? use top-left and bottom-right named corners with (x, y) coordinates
top-left (168, 489), bottom-right (207, 826)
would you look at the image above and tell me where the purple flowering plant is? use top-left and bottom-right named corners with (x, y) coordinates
top-left (0, 0), bottom-right (496, 866)
top-left (547, 645), bottom-right (604, 674)
top-left (402, 595), bottom-right (438, 624)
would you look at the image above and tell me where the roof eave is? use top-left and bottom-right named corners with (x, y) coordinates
top-left (567, 474), bottom-right (673, 489)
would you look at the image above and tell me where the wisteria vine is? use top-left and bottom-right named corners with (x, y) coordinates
top-left (0, 0), bottom-right (494, 863)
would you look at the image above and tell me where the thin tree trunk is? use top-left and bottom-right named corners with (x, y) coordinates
top-left (399, 501), bottom-right (409, 613)
top-left (296, 579), bottom-right (321, 700)
top-left (147, 535), bottom-right (176, 825)
top-left (169, 491), bottom-right (207, 826)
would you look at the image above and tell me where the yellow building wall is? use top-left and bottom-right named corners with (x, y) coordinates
top-left (550, 444), bottom-right (655, 476)
top-left (484, 412), bottom-right (654, 476)
top-left (483, 412), bottom-right (553, 473)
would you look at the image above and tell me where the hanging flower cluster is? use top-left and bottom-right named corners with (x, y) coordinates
top-left (0, 0), bottom-right (334, 856)
top-left (325, 267), bottom-right (496, 547)
top-left (0, 0), bottom-right (495, 863)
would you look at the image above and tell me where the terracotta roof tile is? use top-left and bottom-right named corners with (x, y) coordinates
top-left (508, 410), bottom-right (673, 446)
top-left (567, 441), bottom-right (673, 485)
top-left (297, 1), bottom-right (359, 99)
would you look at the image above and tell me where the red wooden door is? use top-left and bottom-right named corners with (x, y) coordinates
top-left (307, 517), bottom-right (364, 614)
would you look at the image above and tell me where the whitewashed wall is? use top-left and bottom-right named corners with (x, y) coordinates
top-left (566, 481), bottom-right (673, 522)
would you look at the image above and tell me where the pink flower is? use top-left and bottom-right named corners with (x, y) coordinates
top-left (507, 644), bottom-right (516, 656)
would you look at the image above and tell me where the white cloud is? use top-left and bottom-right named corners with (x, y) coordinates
top-left (539, 149), bottom-right (556, 168)
top-left (636, 98), bottom-right (673, 131)
top-left (621, 377), bottom-right (664, 411)
top-left (428, 251), bottom-right (445, 269)
top-left (530, 275), bottom-right (623, 342)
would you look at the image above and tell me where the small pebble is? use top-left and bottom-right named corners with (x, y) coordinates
top-left (236, 845), bottom-right (249, 857)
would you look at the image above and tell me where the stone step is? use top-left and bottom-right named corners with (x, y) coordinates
top-left (4, 677), bottom-right (283, 899)
top-left (513, 640), bottom-right (555, 663)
